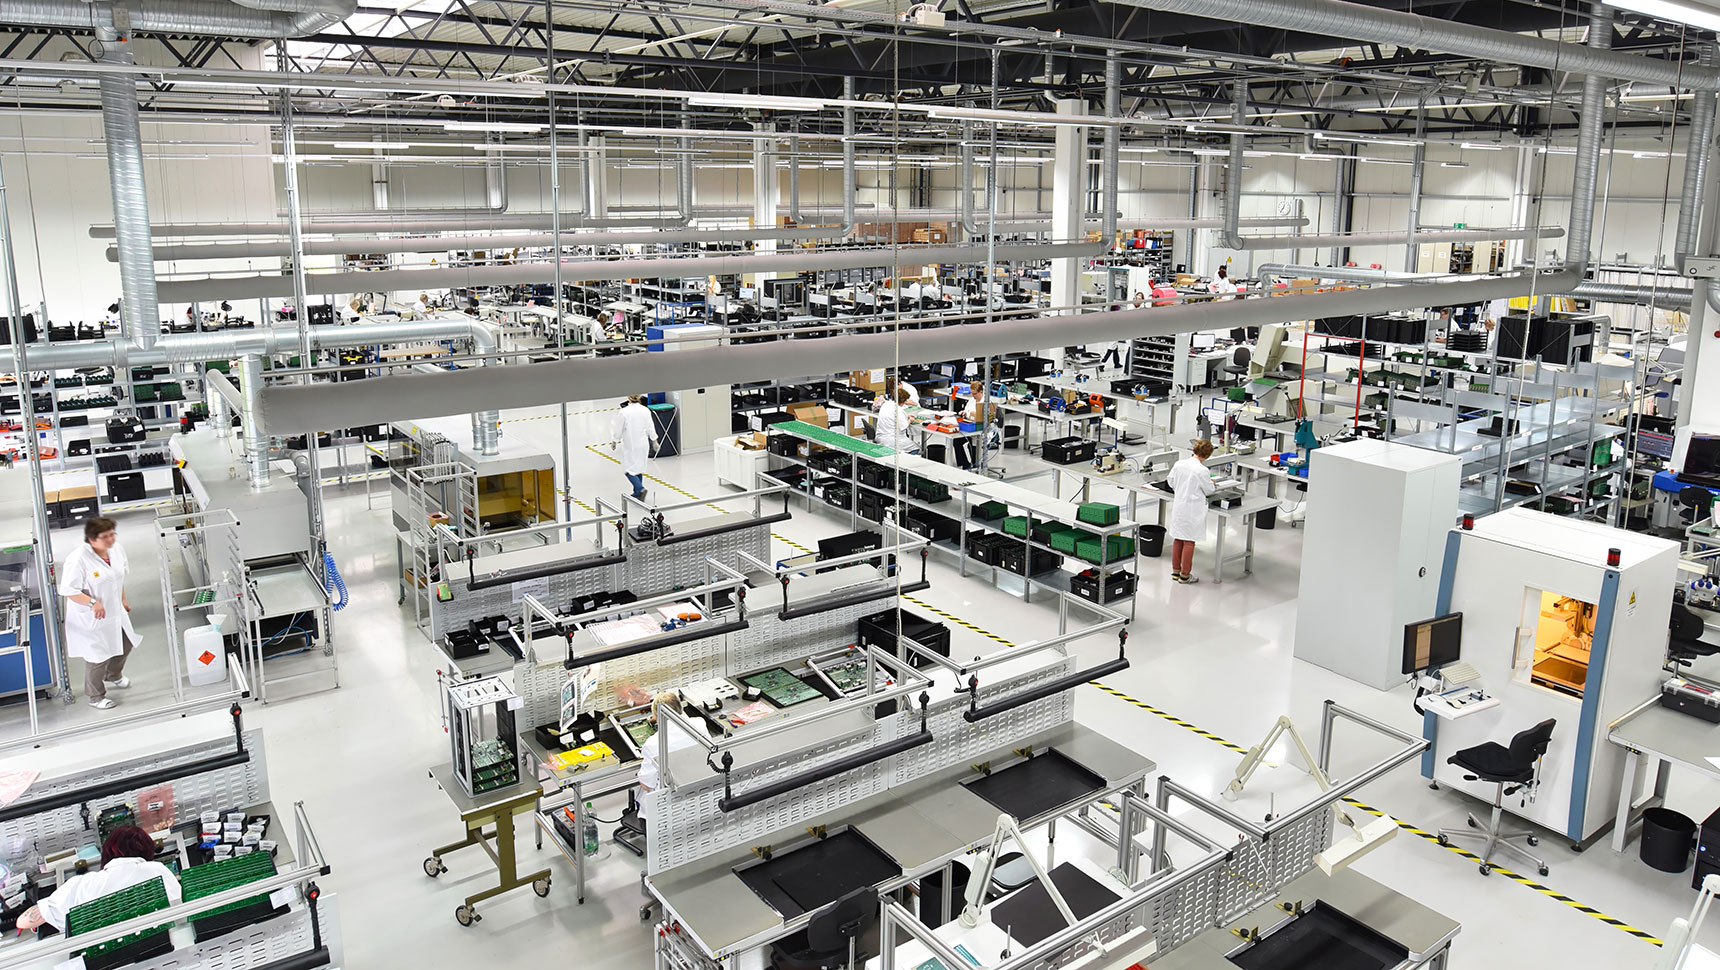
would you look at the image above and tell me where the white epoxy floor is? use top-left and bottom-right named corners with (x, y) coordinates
top-left (5, 394), bottom-right (1715, 968)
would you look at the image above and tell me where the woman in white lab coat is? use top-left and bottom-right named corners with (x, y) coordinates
top-left (16, 827), bottom-right (180, 934)
top-left (1166, 440), bottom-right (1217, 585)
top-left (58, 517), bottom-right (142, 709)
top-left (875, 384), bottom-right (919, 454)
top-left (610, 394), bottom-right (657, 501)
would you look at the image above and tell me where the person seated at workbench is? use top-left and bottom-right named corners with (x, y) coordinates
top-left (637, 690), bottom-right (707, 823)
top-left (17, 826), bottom-right (181, 935)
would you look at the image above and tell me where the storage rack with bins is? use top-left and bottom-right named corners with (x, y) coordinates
top-left (1291, 320), bottom-right (1629, 522)
top-left (764, 421), bottom-right (1142, 621)
top-left (1128, 333), bottom-right (1191, 396)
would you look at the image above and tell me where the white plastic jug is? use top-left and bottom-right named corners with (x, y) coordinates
top-left (184, 624), bottom-right (227, 687)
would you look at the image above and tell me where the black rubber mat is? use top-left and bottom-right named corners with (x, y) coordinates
top-left (963, 749), bottom-right (1106, 821)
top-left (1228, 901), bottom-right (1408, 970)
top-left (989, 863), bottom-right (1120, 946)
top-left (736, 829), bottom-right (901, 919)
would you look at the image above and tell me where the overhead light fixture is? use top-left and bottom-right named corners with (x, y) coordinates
top-left (1357, 157), bottom-right (1413, 165)
top-left (444, 121), bottom-right (544, 133)
top-left (1314, 132), bottom-right (1420, 148)
top-left (1635, 150), bottom-right (1672, 158)
top-left (684, 93), bottom-right (825, 111)
top-left (333, 141), bottom-right (415, 150)
top-left (472, 144), bottom-right (552, 152)
top-left (1297, 153), bottom-right (1338, 161)
top-left (1603, 0), bottom-right (1720, 33)
top-left (1440, 161), bottom-right (1470, 168)
top-left (1460, 142), bottom-right (1506, 151)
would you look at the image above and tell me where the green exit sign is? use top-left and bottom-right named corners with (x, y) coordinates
top-left (1453, 222), bottom-right (1466, 229)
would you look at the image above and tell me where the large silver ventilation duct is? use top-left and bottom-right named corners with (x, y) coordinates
top-left (1259, 262), bottom-right (1696, 310)
top-left (0, 0), bottom-right (352, 38)
top-left (959, 121), bottom-right (977, 241)
top-left (1678, 45), bottom-right (1720, 264)
top-left (263, 271), bottom-right (1580, 434)
top-left (1104, 0), bottom-right (1719, 91)
top-left (414, 362), bottom-right (498, 456)
top-left (1231, 226), bottom-right (1562, 251)
top-left (0, 315), bottom-right (497, 373)
top-left (789, 133), bottom-right (803, 226)
top-left (678, 112), bottom-right (695, 225)
top-left (238, 354), bottom-right (269, 488)
top-left (1101, 52), bottom-right (1121, 248)
top-left (90, 215), bottom-right (686, 238)
top-left (1566, 4), bottom-right (1612, 274)
top-left (1221, 79), bottom-right (1247, 251)
top-left (123, 227), bottom-right (842, 262)
top-left (96, 18), bottom-right (158, 351)
top-left (156, 242), bottom-right (1106, 304)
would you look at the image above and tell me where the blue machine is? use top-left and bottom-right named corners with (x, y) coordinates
top-left (0, 609), bottom-right (54, 699)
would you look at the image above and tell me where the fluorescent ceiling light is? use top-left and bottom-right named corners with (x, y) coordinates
top-left (1604, 0), bottom-right (1720, 33)
top-left (1298, 154), bottom-right (1338, 161)
top-left (1358, 157), bottom-right (1413, 165)
top-left (472, 144), bottom-right (552, 151)
top-left (333, 141), bottom-right (415, 150)
top-left (1440, 161), bottom-right (1470, 168)
top-left (684, 93), bottom-right (824, 111)
top-left (1634, 150), bottom-right (1672, 158)
top-left (444, 121), bottom-right (543, 133)
top-left (1461, 142), bottom-right (1506, 151)
top-left (1119, 146), bottom-right (1160, 153)
top-left (1357, 101), bottom-right (1513, 113)
top-left (1314, 132), bottom-right (1420, 147)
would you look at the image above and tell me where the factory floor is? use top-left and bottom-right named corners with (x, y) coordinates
top-left (5, 396), bottom-right (1715, 969)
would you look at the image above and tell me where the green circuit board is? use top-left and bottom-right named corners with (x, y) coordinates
top-left (741, 667), bottom-right (821, 707)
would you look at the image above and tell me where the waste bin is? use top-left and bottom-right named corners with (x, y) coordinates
top-left (1257, 505), bottom-right (1277, 530)
top-left (1642, 807), bottom-right (1696, 873)
top-left (1138, 524), bottom-right (1167, 558)
top-left (918, 861), bottom-right (970, 928)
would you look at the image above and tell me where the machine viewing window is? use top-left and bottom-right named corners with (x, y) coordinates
top-left (1515, 588), bottom-right (1596, 698)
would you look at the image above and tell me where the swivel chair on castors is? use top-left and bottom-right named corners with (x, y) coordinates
top-left (1438, 718), bottom-right (1557, 876)
top-left (615, 790), bottom-right (646, 857)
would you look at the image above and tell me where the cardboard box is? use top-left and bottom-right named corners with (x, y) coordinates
top-left (786, 402), bottom-right (829, 427)
top-left (735, 432), bottom-right (768, 451)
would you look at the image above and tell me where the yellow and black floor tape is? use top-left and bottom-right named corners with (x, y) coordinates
top-left (562, 458), bottom-right (1664, 946)
top-left (504, 406), bottom-right (615, 424)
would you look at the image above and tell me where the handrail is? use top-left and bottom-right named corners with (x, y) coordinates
top-left (717, 693), bottom-right (931, 812)
top-left (0, 703), bottom-right (249, 823)
top-left (563, 616), bottom-right (748, 669)
top-left (779, 544), bottom-right (930, 620)
top-left (962, 632), bottom-right (1128, 722)
top-left (0, 662), bottom-right (250, 755)
top-left (465, 535), bottom-right (627, 590)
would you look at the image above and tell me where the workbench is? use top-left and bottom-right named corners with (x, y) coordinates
top-left (648, 722), bottom-right (1152, 961)
top-left (1147, 867), bottom-right (1459, 970)
top-left (424, 764), bottom-right (552, 926)
top-left (1607, 698), bottom-right (1720, 853)
top-left (519, 730), bottom-right (642, 906)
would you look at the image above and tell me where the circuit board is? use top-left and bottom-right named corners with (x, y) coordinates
top-left (821, 658), bottom-right (871, 695)
top-left (622, 718), bottom-right (657, 750)
top-left (740, 667), bottom-right (822, 707)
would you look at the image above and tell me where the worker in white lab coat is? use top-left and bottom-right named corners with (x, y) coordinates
top-left (17, 827), bottom-right (181, 933)
top-left (609, 394), bottom-right (657, 501)
top-left (58, 517), bottom-right (142, 709)
top-left (875, 384), bottom-right (920, 454)
top-left (1166, 439), bottom-right (1217, 585)
top-left (636, 691), bottom-right (708, 822)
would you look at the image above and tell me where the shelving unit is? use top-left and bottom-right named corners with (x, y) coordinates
top-left (1128, 332), bottom-right (1190, 395)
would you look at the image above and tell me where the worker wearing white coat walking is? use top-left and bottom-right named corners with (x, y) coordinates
top-left (1167, 439), bottom-right (1217, 585)
top-left (610, 394), bottom-right (658, 501)
top-left (58, 516), bottom-right (142, 709)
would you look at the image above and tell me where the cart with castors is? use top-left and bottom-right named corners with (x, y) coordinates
top-left (425, 765), bottom-right (552, 925)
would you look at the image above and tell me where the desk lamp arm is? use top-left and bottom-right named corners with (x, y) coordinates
top-left (959, 813), bottom-right (1079, 931)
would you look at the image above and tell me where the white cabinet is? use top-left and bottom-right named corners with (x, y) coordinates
top-left (1293, 439), bottom-right (1461, 689)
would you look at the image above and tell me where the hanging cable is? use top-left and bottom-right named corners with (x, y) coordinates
top-left (322, 551), bottom-right (348, 611)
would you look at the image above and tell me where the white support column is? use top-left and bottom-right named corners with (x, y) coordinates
top-left (1049, 99), bottom-right (1088, 315)
top-left (753, 125), bottom-right (780, 257)
top-left (586, 136), bottom-right (608, 220)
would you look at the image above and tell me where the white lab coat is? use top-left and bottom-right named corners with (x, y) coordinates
top-left (899, 382), bottom-right (920, 406)
top-left (638, 720), bottom-right (704, 821)
top-left (1166, 455), bottom-right (1216, 542)
top-left (876, 402), bottom-right (915, 453)
top-left (610, 402), bottom-right (654, 476)
top-left (36, 857), bottom-right (182, 932)
top-left (57, 543), bottom-right (142, 664)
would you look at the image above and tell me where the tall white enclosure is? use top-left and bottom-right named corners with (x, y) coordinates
top-left (1294, 439), bottom-right (1461, 689)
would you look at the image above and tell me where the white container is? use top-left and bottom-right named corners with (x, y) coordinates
top-left (183, 624), bottom-right (227, 687)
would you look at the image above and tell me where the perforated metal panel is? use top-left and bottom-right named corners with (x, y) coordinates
top-left (646, 713), bottom-right (903, 874)
top-left (0, 729), bottom-right (268, 868)
top-left (624, 525), bottom-right (769, 594)
top-left (890, 656), bottom-right (1075, 783)
top-left (1213, 808), bottom-right (1334, 924)
top-left (429, 553), bottom-right (619, 641)
top-left (512, 654), bottom-right (571, 737)
top-left (131, 896), bottom-right (324, 970)
top-left (1139, 865), bottom-right (1221, 957)
top-left (727, 601), bottom-right (869, 674)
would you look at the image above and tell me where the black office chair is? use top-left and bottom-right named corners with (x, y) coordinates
top-left (1437, 718), bottom-right (1557, 876)
top-left (1651, 486), bottom-right (1714, 541)
top-left (1223, 345), bottom-right (1252, 384)
top-left (769, 888), bottom-right (879, 970)
top-left (614, 790), bottom-right (646, 857)
top-left (1669, 602), bottom-right (1720, 664)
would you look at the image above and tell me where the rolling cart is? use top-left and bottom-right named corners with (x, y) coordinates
top-left (424, 764), bottom-right (552, 925)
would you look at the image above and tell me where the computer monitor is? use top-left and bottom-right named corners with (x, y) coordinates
top-left (739, 287), bottom-right (756, 300)
top-left (1191, 333), bottom-right (1217, 351)
top-left (1402, 613), bottom-right (1463, 675)
top-left (1686, 434), bottom-right (1720, 487)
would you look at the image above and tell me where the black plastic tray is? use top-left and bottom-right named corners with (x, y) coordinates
top-left (963, 750), bottom-right (1105, 821)
top-left (735, 829), bottom-right (901, 919)
top-left (1228, 900), bottom-right (1408, 970)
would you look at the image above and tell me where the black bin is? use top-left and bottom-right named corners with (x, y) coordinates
top-left (1138, 524), bottom-right (1167, 558)
top-left (1256, 506), bottom-right (1277, 530)
top-left (1642, 807), bottom-right (1696, 873)
top-left (917, 861), bottom-right (970, 928)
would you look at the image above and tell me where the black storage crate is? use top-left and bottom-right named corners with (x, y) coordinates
top-left (857, 460), bottom-right (898, 490)
top-left (972, 500), bottom-right (1008, 521)
top-left (105, 472), bottom-right (145, 503)
top-left (858, 607), bottom-right (951, 668)
top-left (1041, 436), bottom-right (1096, 465)
top-left (822, 482), bottom-right (854, 510)
top-left (857, 489), bottom-right (892, 522)
top-left (904, 509), bottom-right (959, 543)
top-left (1070, 569), bottom-right (1137, 604)
top-left (767, 432), bottom-right (802, 457)
top-left (967, 530), bottom-right (1012, 565)
top-left (906, 474), bottom-right (951, 503)
top-left (1001, 545), bottom-right (1063, 576)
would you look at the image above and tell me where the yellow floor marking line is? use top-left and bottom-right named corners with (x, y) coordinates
top-left (564, 457), bottom-right (1663, 945)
